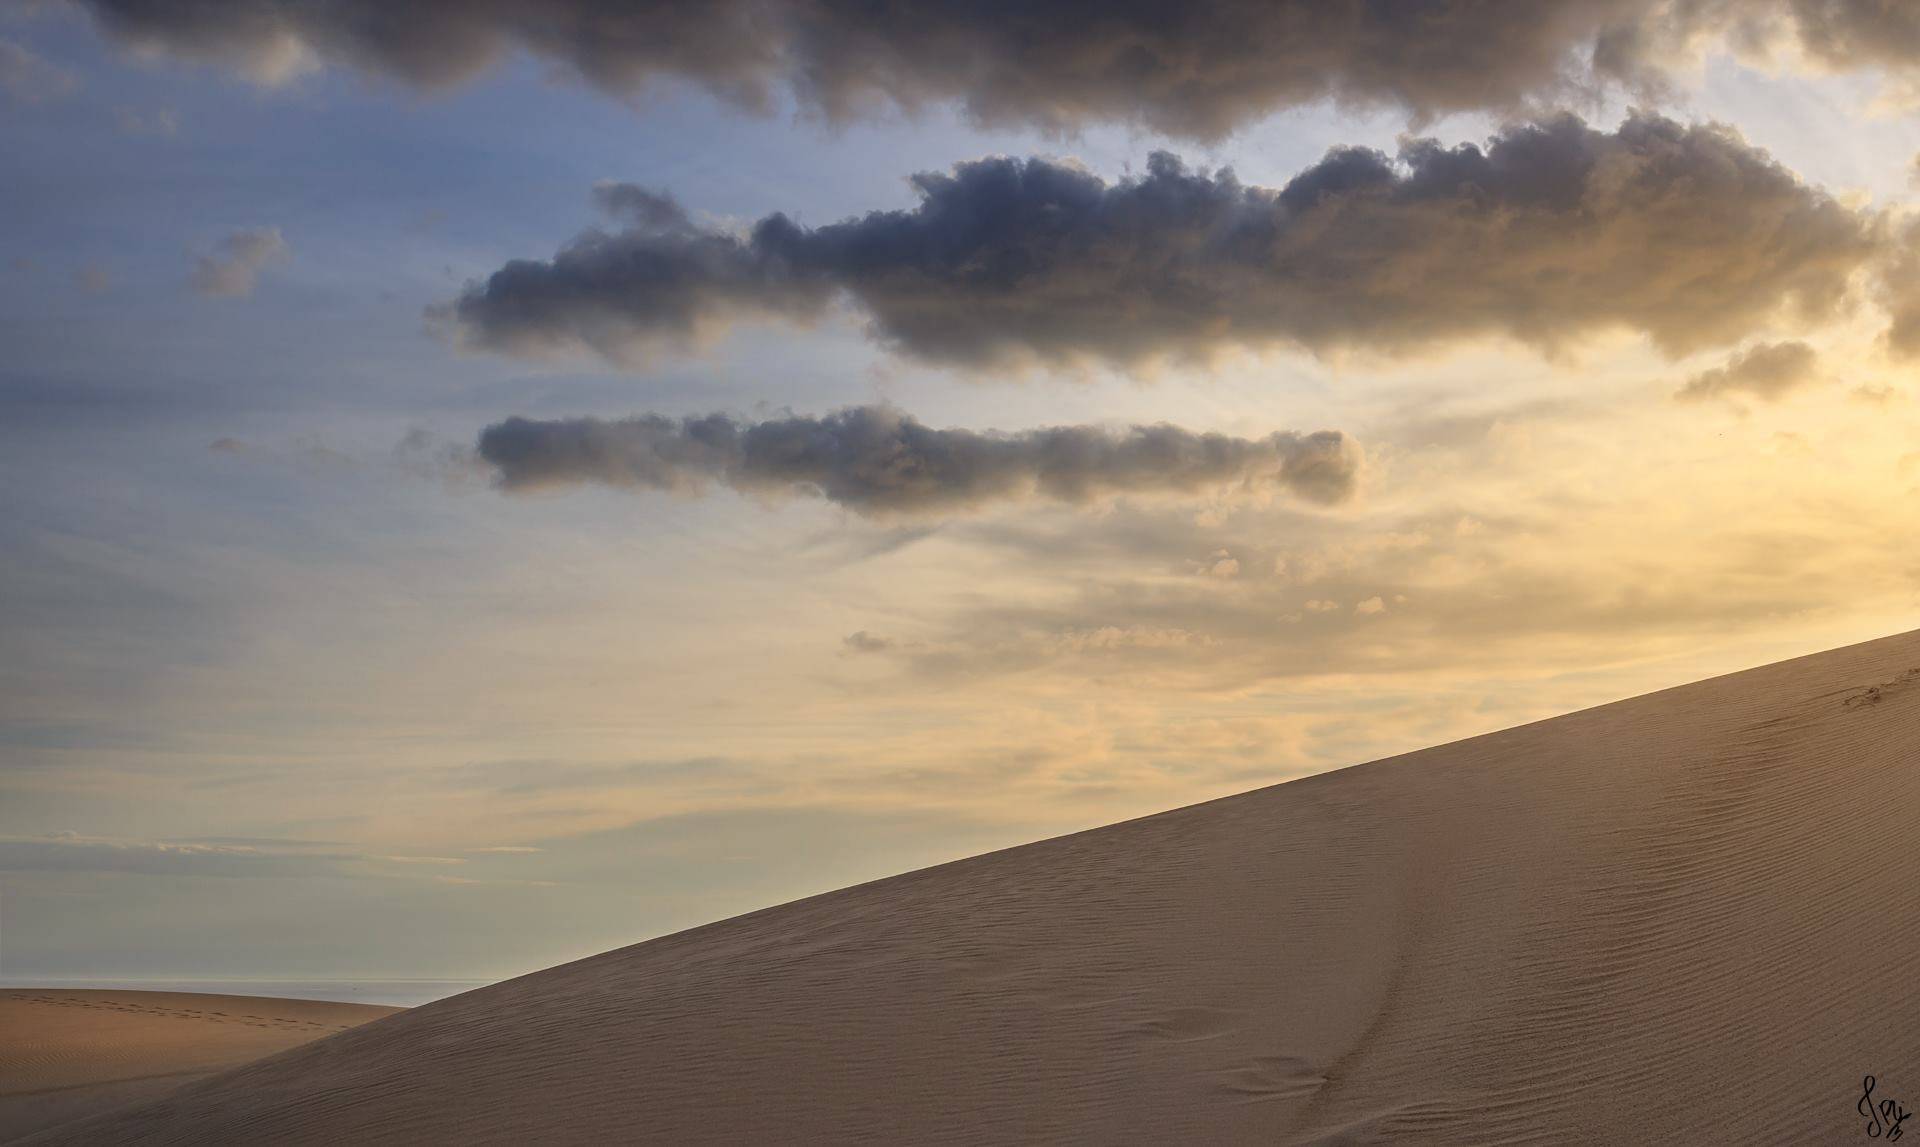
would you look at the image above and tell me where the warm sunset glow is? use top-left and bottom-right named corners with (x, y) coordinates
top-left (6, 0), bottom-right (1920, 990)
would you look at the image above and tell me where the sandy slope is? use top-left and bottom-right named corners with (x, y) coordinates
top-left (0, 990), bottom-right (399, 1143)
top-left (32, 630), bottom-right (1920, 1144)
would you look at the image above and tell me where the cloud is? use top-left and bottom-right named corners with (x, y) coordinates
top-left (443, 114), bottom-right (1873, 371)
top-left (1875, 219), bottom-right (1920, 359)
top-left (1764, 1), bottom-right (1920, 88)
top-left (0, 835), bottom-right (347, 878)
top-left (1200, 550), bottom-right (1240, 579)
top-left (1674, 340), bottom-right (1820, 402)
top-left (115, 105), bottom-right (181, 136)
top-left (191, 227), bottom-right (290, 298)
top-left (476, 405), bottom-right (1363, 518)
top-left (63, 2), bottom-right (1920, 138)
top-left (61, 1), bottom-right (1645, 135)
top-left (842, 630), bottom-right (895, 654)
top-left (0, 38), bottom-right (78, 103)
top-left (875, 490), bottom-right (1875, 694)
top-left (0, 834), bottom-right (542, 883)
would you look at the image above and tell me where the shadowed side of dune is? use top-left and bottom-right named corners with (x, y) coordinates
top-left (33, 630), bottom-right (1920, 1145)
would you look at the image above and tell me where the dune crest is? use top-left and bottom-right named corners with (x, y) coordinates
top-left (32, 631), bottom-right (1920, 1144)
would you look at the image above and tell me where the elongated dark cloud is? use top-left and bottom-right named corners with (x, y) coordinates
top-left (445, 113), bottom-right (1874, 369)
top-left (477, 406), bottom-right (1362, 516)
top-left (62, 1), bottom-right (1642, 136)
top-left (65, 2), bottom-right (1920, 138)
top-left (1675, 340), bottom-right (1819, 402)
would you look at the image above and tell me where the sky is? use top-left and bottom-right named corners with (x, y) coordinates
top-left (7, 0), bottom-right (1920, 983)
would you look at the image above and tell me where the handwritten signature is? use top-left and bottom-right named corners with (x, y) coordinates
top-left (1861, 1076), bottom-right (1912, 1140)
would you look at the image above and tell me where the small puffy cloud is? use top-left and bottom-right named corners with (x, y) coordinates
top-left (1674, 341), bottom-right (1820, 403)
top-left (843, 630), bottom-right (895, 654)
top-left (192, 227), bottom-right (290, 298)
top-left (1304, 599), bottom-right (1340, 613)
top-left (443, 115), bottom-right (1872, 372)
top-left (0, 39), bottom-right (79, 103)
top-left (1197, 549), bottom-right (1241, 578)
top-left (477, 406), bottom-right (1363, 519)
top-left (1355, 595), bottom-right (1387, 615)
top-left (75, 265), bottom-right (112, 295)
top-left (115, 105), bottom-right (180, 136)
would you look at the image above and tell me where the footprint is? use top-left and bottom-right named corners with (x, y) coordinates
top-left (1843, 667), bottom-right (1920, 708)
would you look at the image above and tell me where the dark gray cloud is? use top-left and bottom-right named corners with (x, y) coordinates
top-left (1876, 220), bottom-right (1920, 359)
top-left (477, 406), bottom-right (1362, 517)
top-left (1759, 0), bottom-right (1920, 78)
top-left (445, 114), bottom-right (1873, 370)
top-left (438, 200), bottom-right (833, 361)
top-left (1675, 340), bottom-right (1820, 402)
top-left (66, 1), bottom-right (1646, 137)
top-left (67, 2), bottom-right (1920, 138)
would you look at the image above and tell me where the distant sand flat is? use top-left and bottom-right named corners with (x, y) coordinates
top-left (31, 630), bottom-right (1920, 1144)
top-left (0, 990), bottom-right (399, 1143)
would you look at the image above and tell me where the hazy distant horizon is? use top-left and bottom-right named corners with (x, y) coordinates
top-left (0, 977), bottom-right (491, 1008)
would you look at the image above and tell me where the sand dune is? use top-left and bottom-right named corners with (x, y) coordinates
top-left (30, 630), bottom-right (1920, 1144)
top-left (0, 990), bottom-right (399, 1143)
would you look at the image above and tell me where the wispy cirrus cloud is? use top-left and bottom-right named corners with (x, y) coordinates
top-left (0, 833), bottom-right (534, 882)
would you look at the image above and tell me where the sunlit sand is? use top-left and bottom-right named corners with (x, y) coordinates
top-left (21, 630), bottom-right (1920, 1144)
